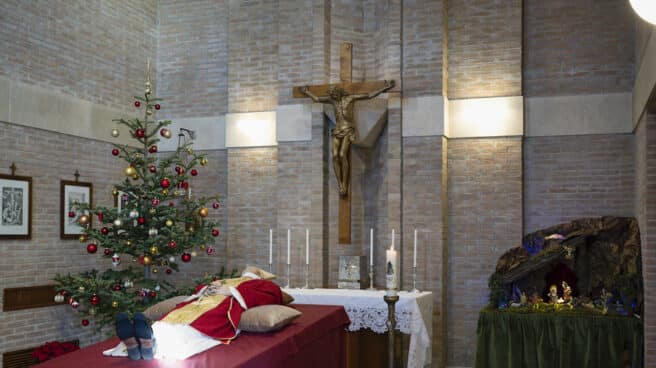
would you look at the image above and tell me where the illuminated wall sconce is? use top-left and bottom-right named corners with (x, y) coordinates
top-left (225, 111), bottom-right (277, 148)
top-left (447, 96), bottom-right (523, 138)
top-left (630, 0), bottom-right (656, 25)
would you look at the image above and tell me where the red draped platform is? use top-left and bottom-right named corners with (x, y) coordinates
top-left (37, 304), bottom-right (350, 368)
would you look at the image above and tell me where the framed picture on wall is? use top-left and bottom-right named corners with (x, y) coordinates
top-left (60, 180), bottom-right (93, 239)
top-left (0, 173), bottom-right (32, 239)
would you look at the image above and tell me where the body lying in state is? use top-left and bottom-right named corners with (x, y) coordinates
top-left (106, 267), bottom-right (299, 360)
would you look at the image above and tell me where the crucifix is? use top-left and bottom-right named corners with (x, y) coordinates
top-left (293, 43), bottom-right (395, 244)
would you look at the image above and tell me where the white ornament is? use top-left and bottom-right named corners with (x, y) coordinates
top-left (191, 251), bottom-right (197, 257)
top-left (111, 253), bottom-right (121, 267)
top-left (148, 228), bottom-right (158, 237)
top-left (54, 294), bottom-right (64, 303)
top-left (114, 219), bottom-right (122, 226)
top-left (111, 128), bottom-right (120, 137)
top-left (129, 210), bottom-right (139, 218)
top-left (155, 284), bottom-right (160, 291)
top-left (124, 280), bottom-right (134, 288)
top-left (169, 256), bottom-right (175, 263)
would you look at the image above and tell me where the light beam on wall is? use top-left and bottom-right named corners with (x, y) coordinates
top-left (225, 111), bottom-right (277, 148)
top-left (630, 0), bottom-right (656, 25)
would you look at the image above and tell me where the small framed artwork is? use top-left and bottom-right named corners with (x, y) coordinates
top-left (0, 173), bottom-right (32, 239)
top-left (61, 180), bottom-right (93, 239)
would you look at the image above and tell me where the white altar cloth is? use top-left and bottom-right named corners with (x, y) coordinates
top-left (284, 288), bottom-right (433, 368)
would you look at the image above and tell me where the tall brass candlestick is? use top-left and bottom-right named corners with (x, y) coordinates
top-left (384, 294), bottom-right (399, 368)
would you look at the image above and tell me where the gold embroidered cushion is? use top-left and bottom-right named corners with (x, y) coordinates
top-left (143, 295), bottom-right (189, 321)
top-left (238, 305), bottom-right (301, 333)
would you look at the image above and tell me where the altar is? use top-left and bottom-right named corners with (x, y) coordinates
top-left (284, 288), bottom-right (433, 368)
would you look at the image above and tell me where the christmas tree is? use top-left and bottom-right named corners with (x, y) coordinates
top-left (54, 65), bottom-right (221, 330)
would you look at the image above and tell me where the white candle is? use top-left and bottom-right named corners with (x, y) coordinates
top-left (414, 229), bottom-right (418, 267)
top-left (305, 228), bottom-right (310, 265)
top-left (369, 228), bottom-right (374, 266)
top-left (287, 229), bottom-right (291, 265)
top-left (386, 243), bottom-right (399, 292)
top-left (269, 228), bottom-right (273, 264)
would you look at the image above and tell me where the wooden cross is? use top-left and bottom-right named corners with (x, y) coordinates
top-left (293, 43), bottom-right (391, 244)
top-left (9, 162), bottom-right (17, 176)
top-left (73, 170), bottom-right (80, 182)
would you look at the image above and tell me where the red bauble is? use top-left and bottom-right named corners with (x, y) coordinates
top-left (155, 104), bottom-right (161, 110)
top-left (68, 211), bottom-right (76, 218)
top-left (89, 294), bottom-right (100, 306)
top-left (169, 202), bottom-right (175, 207)
top-left (181, 253), bottom-right (192, 263)
top-left (112, 148), bottom-right (120, 156)
top-left (166, 268), bottom-right (172, 275)
top-left (97, 211), bottom-right (104, 221)
top-left (160, 178), bottom-right (171, 188)
top-left (149, 165), bottom-right (157, 173)
top-left (213, 202), bottom-right (220, 209)
top-left (148, 290), bottom-right (157, 298)
top-left (103, 248), bottom-right (111, 256)
top-left (181, 181), bottom-right (189, 189)
top-left (151, 198), bottom-right (160, 206)
top-left (138, 255), bottom-right (144, 265)
top-left (112, 284), bottom-right (122, 291)
top-left (160, 128), bottom-right (170, 137)
top-left (137, 217), bottom-right (146, 225)
top-left (135, 128), bottom-right (145, 138)
top-left (212, 229), bottom-right (219, 237)
top-left (81, 319), bottom-right (89, 326)
top-left (101, 227), bottom-right (109, 235)
top-left (168, 240), bottom-right (177, 249)
top-left (190, 169), bottom-right (198, 176)
top-left (134, 101), bottom-right (141, 108)
top-left (87, 243), bottom-right (98, 253)
top-left (148, 145), bottom-right (158, 153)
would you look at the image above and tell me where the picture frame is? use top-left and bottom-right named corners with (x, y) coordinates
top-left (60, 180), bottom-right (93, 239)
top-left (0, 173), bottom-right (32, 239)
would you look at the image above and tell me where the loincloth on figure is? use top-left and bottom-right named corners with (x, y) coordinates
top-left (331, 126), bottom-right (356, 142)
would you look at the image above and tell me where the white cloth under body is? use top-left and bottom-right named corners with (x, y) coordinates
top-left (284, 288), bottom-right (433, 368)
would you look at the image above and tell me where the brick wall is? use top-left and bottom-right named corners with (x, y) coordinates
top-left (446, 137), bottom-right (523, 366)
top-left (157, 0), bottom-right (228, 117)
top-left (0, 122), bottom-right (124, 356)
top-left (228, 0), bottom-right (279, 113)
top-left (638, 114), bottom-right (656, 363)
top-left (402, 0), bottom-right (443, 97)
top-left (524, 0), bottom-right (635, 97)
top-left (0, 0), bottom-right (157, 112)
top-left (402, 136), bottom-right (445, 365)
top-left (446, 0), bottom-right (522, 99)
top-left (524, 134), bottom-right (635, 233)
top-left (225, 147), bottom-right (278, 272)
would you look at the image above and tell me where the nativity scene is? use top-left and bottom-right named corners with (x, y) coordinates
top-left (0, 1), bottom-right (654, 368)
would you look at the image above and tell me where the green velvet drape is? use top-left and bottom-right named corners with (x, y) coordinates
top-left (475, 309), bottom-right (643, 368)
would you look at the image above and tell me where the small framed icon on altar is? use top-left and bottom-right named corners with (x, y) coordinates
top-left (61, 180), bottom-right (93, 239)
top-left (338, 255), bottom-right (366, 289)
top-left (0, 173), bottom-right (32, 239)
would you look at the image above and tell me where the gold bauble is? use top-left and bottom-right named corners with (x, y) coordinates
top-left (173, 190), bottom-right (181, 196)
top-left (78, 215), bottom-right (90, 226)
top-left (146, 109), bottom-right (153, 116)
top-left (125, 166), bottom-right (136, 177)
top-left (198, 207), bottom-right (209, 218)
top-left (79, 235), bottom-right (88, 243)
top-left (111, 301), bottom-right (119, 308)
top-left (111, 128), bottom-right (120, 138)
top-left (191, 251), bottom-right (197, 257)
top-left (188, 226), bottom-right (195, 233)
top-left (165, 219), bottom-right (173, 227)
top-left (78, 286), bottom-right (85, 293)
top-left (186, 147), bottom-right (193, 155)
top-left (200, 244), bottom-right (206, 250)
top-left (149, 208), bottom-right (157, 215)
top-left (112, 187), bottom-right (119, 197)
top-left (200, 158), bottom-right (208, 166)
top-left (149, 246), bottom-right (159, 255)
top-left (163, 129), bottom-right (172, 139)
top-left (143, 255), bottom-right (152, 265)
top-left (132, 174), bottom-right (139, 180)
top-left (125, 240), bottom-right (132, 246)
top-left (162, 189), bottom-right (169, 195)
top-left (152, 268), bottom-right (159, 274)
